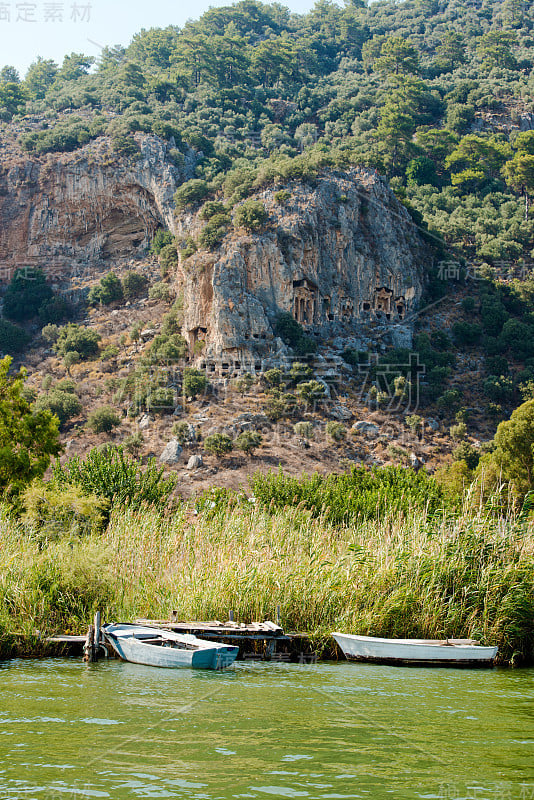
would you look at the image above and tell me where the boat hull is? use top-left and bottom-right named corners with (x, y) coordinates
top-left (333, 633), bottom-right (498, 667)
top-left (103, 624), bottom-right (238, 670)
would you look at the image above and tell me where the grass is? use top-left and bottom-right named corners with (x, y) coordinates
top-left (1, 487), bottom-right (533, 665)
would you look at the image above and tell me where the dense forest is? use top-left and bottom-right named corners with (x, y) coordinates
top-left (1, 0), bottom-right (534, 269)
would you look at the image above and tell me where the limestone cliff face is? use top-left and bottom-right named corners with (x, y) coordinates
top-left (0, 135), bottom-right (430, 371)
top-left (0, 133), bottom-right (187, 276)
top-left (176, 169), bottom-right (429, 375)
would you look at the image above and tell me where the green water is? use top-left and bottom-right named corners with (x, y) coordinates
top-left (0, 659), bottom-right (533, 800)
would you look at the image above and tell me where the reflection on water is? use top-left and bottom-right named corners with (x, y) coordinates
top-left (0, 658), bottom-right (533, 799)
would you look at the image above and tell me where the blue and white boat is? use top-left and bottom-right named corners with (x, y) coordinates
top-left (103, 623), bottom-right (239, 670)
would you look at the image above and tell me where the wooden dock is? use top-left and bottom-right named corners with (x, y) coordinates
top-left (43, 617), bottom-right (324, 661)
top-left (135, 618), bottom-right (292, 659)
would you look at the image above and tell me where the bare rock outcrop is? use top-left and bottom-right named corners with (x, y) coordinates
top-left (0, 132), bottom-right (188, 276)
top-left (177, 169), bottom-right (430, 375)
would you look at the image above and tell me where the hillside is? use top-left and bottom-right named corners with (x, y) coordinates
top-left (1, 0), bottom-right (534, 490)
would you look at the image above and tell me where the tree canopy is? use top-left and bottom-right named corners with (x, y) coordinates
top-left (0, 356), bottom-right (61, 499)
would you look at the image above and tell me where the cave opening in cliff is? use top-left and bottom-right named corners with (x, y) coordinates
top-left (101, 210), bottom-right (148, 258)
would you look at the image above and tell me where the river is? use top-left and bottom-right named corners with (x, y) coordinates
top-left (0, 658), bottom-right (533, 799)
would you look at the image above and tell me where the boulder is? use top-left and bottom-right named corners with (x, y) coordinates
top-left (187, 454), bottom-right (203, 470)
top-left (232, 412), bottom-right (270, 431)
top-left (159, 440), bottom-right (183, 464)
top-left (410, 452), bottom-right (424, 471)
top-left (425, 418), bottom-right (439, 432)
top-left (138, 414), bottom-right (151, 430)
top-left (330, 405), bottom-right (353, 421)
top-left (352, 421), bottom-right (379, 436)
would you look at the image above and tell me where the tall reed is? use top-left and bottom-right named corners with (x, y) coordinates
top-left (1, 493), bottom-right (531, 664)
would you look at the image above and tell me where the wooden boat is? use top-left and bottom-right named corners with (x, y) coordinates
top-left (103, 623), bottom-right (239, 670)
top-left (332, 632), bottom-right (498, 667)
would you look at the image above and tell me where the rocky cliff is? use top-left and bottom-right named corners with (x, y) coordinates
top-left (0, 131), bottom-right (430, 371)
top-left (176, 169), bottom-right (429, 375)
top-left (0, 132), bottom-right (187, 277)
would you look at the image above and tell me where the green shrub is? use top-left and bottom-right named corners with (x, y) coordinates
top-left (183, 367), bottom-right (208, 399)
top-left (3, 267), bottom-right (53, 322)
top-left (483, 375), bottom-right (515, 403)
top-left (273, 312), bottom-right (317, 355)
top-left (296, 380), bottom-right (326, 407)
top-left (500, 319), bottom-right (534, 359)
top-left (38, 296), bottom-right (72, 325)
top-left (100, 345), bottom-right (120, 361)
top-left (405, 414), bottom-right (423, 434)
top-left (177, 236), bottom-right (197, 259)
top-left (452, 441), bottom-right (480, 470)
top-left (436, 389), bottom-right (462, 413)
top-left (233, 373), bottom-right (255, 395)
top-left (234, 200), bottom-right (268, 231)
top-left (262, 368), bottom-right (285, 388)
top-left (449, 422), bottom-right (467, 440)
top-left (149, 282), bottom-right (173, 302)
top-left (53, 324), bottom-right (100, 359)
top-left (294, 421), bottom-right (314, 439)
top-left (150, 229), bottom-right (174, 255)
top-left (204, 433), bottom-right (233, 458)
top-left (199, 214), bottom-right (229, 249)
top-left (461, 296), bottom-right (476, 313)
top-left (485, 355), bottom-right (509, 375)
top-left (41, 324), bottom-right (60, 344)
top-left (263, 392), bottom-right (295, 421)
top-left (86, 406), bottom-right (121, 434)
top-left (88, 273), bottom-right (123, 306)
top-left (112, 135), bottom-right (139, 156)
top-left (122, 271), bottom-right (148, 300)
top-left (0, 319), bottom-right (31, 353)
top-left (123, 431), bottom-right (144, 456)
top-left (289, 362), bottom-right (313, 384)
top-left (172, 421), bottom-right (196, 445)
top-left (174, 179), bottom-right (209, 210)
top-left (146, 386), bottom-right (175, 414)
top-left (147, 333), bottom-right (188, 364)
top-left (159, 242), bottom-right (179, 275)
top-left (274, 190), bottom-right (290, 204)
top-left (199, 201), bottom-right (227, 220)
top-left (235, 430), bottom-right (262, 455)
top-left (326, 420), bottom-right (346, 442)
top-left (481, 298), bottom-right (509, 336)
top-left (34, 389), bottom-right (82, 427)
top-left (52, 446), bottom-right (177, 512)
top-left (21, 482), bottom-right (108, 540)
top-left (452, 321), bottom-right (482, 346)
top-left (63, 351), bottom-right (80, 374)
top-left (249, 466), bottom-right (447, 526)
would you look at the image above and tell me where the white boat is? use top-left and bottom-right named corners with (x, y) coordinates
top-left (332, 632), bottom-right (498, 667)
top-left (103, 623), bottom-right (239, 670)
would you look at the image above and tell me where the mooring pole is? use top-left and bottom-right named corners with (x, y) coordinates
top-left (93, 611), bottom-right (101, 662)
top-left (229, 609), bottom-right (234, 622)
top-left (84, 625), bottom-right (94, 662)
top-left (276, 605), bottom-right (281, 626)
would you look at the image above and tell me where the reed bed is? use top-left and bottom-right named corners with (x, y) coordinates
top-left (1, 494), bottom-right (533, 664)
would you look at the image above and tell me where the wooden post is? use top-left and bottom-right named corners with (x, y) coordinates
top-left (229, 609), bottom-right (234, 622)
top-left (93, 611), bottom-right (101, 662)
top-left (276, 606), bottom-right (281, 626)
top-left (83, 625), bottom-right (94, 662)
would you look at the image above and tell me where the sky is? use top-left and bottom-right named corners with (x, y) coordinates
top-left (0, 0), bottom-right (318, 77)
